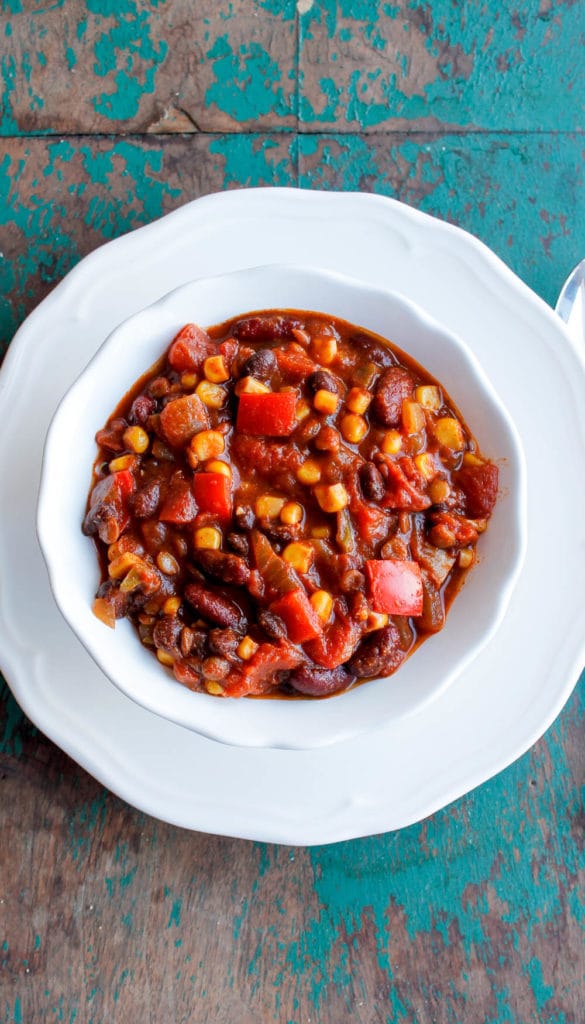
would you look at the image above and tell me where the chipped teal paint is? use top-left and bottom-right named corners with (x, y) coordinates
top-left (0, 680), bottom-right (26, 756)
top-left (33, 936), bottom-right (41, 951)
top-left (524, 957), bottom-right (555, 1014)
top-left (298, 0), bottom-right (585, 131)
top-left (0, 55), bottom-right (19, 134)
top-left (167, 898), bottom-right (182, 928)
top-left (205, 36), bottom-right (295, 121)
top-left (67, 790), bottom-right (108, 865)
top-left (208, 136), bottom-right (295, 190)
top-left (65, 46), bottom-right (77, 70)
top-left (89, 1), bottom-right (168, 120)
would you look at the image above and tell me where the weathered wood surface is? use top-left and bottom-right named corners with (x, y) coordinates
top-left (1, 1), bottom-right (584, 1022)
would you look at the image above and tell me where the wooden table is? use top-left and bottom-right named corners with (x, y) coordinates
top-left (1, 3), bottom-right (584, 1021)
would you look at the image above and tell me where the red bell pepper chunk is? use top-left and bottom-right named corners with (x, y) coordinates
top-left (269, 589), bottom-right (323, 644)
top-left (366, 559), bottom-right (423, 616)
top-left (236, 392), bottom-right (297, 437)
top-left (192, 472), bottom-right (232, 524)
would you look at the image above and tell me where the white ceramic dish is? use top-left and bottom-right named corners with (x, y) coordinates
top-left (0, 188), bottom-right (584, 843)
top-left (36, 265), bottom-right (526, 750)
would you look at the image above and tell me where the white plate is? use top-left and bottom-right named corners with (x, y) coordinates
top-left (1, 188), bottom-right (584, 844)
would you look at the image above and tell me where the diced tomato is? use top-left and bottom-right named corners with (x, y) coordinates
top-left (159, 479), bottom-right (198, 524)
top-left (270, 589), bottom-right (323, 644)
top-left (380, 458), bottom-right (431, 512)
top-left (366, 559), bottom-right (423, 616)
top-left (236, 392), bottom-right (297, 437)
top-left (160, 393), bottom-right (209, 447)
top-left (192, 472), bottom-right (232, 524)
top-left (274, 344), bottom-right (317, 383)
top-left (303, 615), bottom-right (362, 669)
top-left (223, 640), bottom-right (304, 697)
top-left (168, 323), bottom-right (215, 372)
top-left (115, 469), bottom-right (136, 500)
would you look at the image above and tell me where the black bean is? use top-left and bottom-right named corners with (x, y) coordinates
top-left (241, 348), bottom-right (277, 379)
top-left (359, 462), bottom-right (386, 502)
top-left (227, 532), bottom-right (250, 557)
top-left (234, 505), bottom-right (255, 531)
top-left (348, 622), bottom-right (408, 679)
top-left (208, 628), bottom-right (240, 657)
top-left (308, 369), bottom-right (339, 394)
top-left (130, 480), bottom-right (161, 519)
top-left (153, 615), bottom-right (182, 654)
top-left (258, 610), bottom-right (287, 641)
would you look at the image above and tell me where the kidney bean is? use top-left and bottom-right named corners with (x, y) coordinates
top-left (129, 394), bottom-right (156, 426)
top-left (372, 367), bottom-right (415, 427)
top-left (185, 583), bottom-right (247, 631)
top-left (192, 549), bottom-right (251, 586)
top-left (241, 348), bottom-right (277, 379)
top-left (350, 331), bottom-right (395, 368)
top-left (95, 417), bottom-right (128, 453)
top-left (359, 462), bottom-right (385, 502)
top-left (288, 664), bottom-right (354, 697)
top-left (348, 622), bottom-right (408, 678)
top-left (233, 315), bottom-right (300, 341)
top-left (180, 626), bottom-right (207, 659)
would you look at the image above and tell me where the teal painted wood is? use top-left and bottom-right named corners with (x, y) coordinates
top-left (1, 132), bottom-right (584, 353)
top-left (1, 0), bottom-right (584, 133)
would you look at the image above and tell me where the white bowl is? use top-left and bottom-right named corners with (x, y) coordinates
top-left (36, 264), bottom-right (526, 750)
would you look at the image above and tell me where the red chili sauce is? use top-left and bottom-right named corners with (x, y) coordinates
top-left (83, 311), bottom-right (499, 698)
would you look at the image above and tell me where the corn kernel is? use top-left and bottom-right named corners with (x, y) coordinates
top-left (311, 335), bottom-right (338, 365)
top-left (458, 548), bottom-right (475, 569)
top-left (123, 425), bottom-right (150, 454)
top-left (108, 454), bottom-right (137, 473)
top-left (237, 635), bottom-right (259, 661)
top-left (310, 525), bottom-right (331, 539)
top-left (163, 596), bottom-right (182, 615)
top-left (296, 460), bottom-right (322, 485)
top-left (280, 501), bottom-right (303, 526)
top-left (313, 389), bottom-right (340, 415)
top-left (415, 385), bottom-right (442, 411)
top-left (381, 430), bottom-right (402, 455)
top-left (365, 611), bottom-right (389, 632)
top-left (205, 459), bottom-right (232, 478)
top-left (119, 567), bottom-right (143, 593)
top-left (296, 399), bottom-right (312, 422)
top-left (415, 452), bottom-right (437, 481)
top-left (310, 590), bottom-right (333, 623)
top-left (157, 649), bottom-right (175, 667)
top-left (189, 429), bottom-right (225, 462)
top-left (181, 372), bottom-right (198, 389)
top-left (108, 552), bottom-right (142, 579)
top-left (340, 413), bottom-right (368, 444)
top-left (235, 376), bottom-right (271, 396)
top-left (314, 483), bottom-right (349, 513)
top-left (205, 680), bottom-right (225, 696)
top-left (435, 416), bottom-right (465, 450)
top-left (255, 494), bottom-right (285, 519)
top-left (194, 526), bottom-right (222, 550)
top-left (92, 597), bottom-right (116, 629)
top-left (402, 399), bottom-right (425, 435)
top-left (196, 380), bottom-right (226, 409)
top-left (429, 478), bottom-right (451, 504)
top-left (203, 354), bottom-right (230, 384)
top-left (157, 550), bottom-right (180, 575)
top-left (463, 452), bottom-right (484, 467)
top-left (282, 541), bottom-right (314, 574)
top-left (346, 387), bottom-right (372, 415)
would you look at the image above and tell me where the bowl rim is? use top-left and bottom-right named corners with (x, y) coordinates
top-left (36, 262), bottom-right (527, 750)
